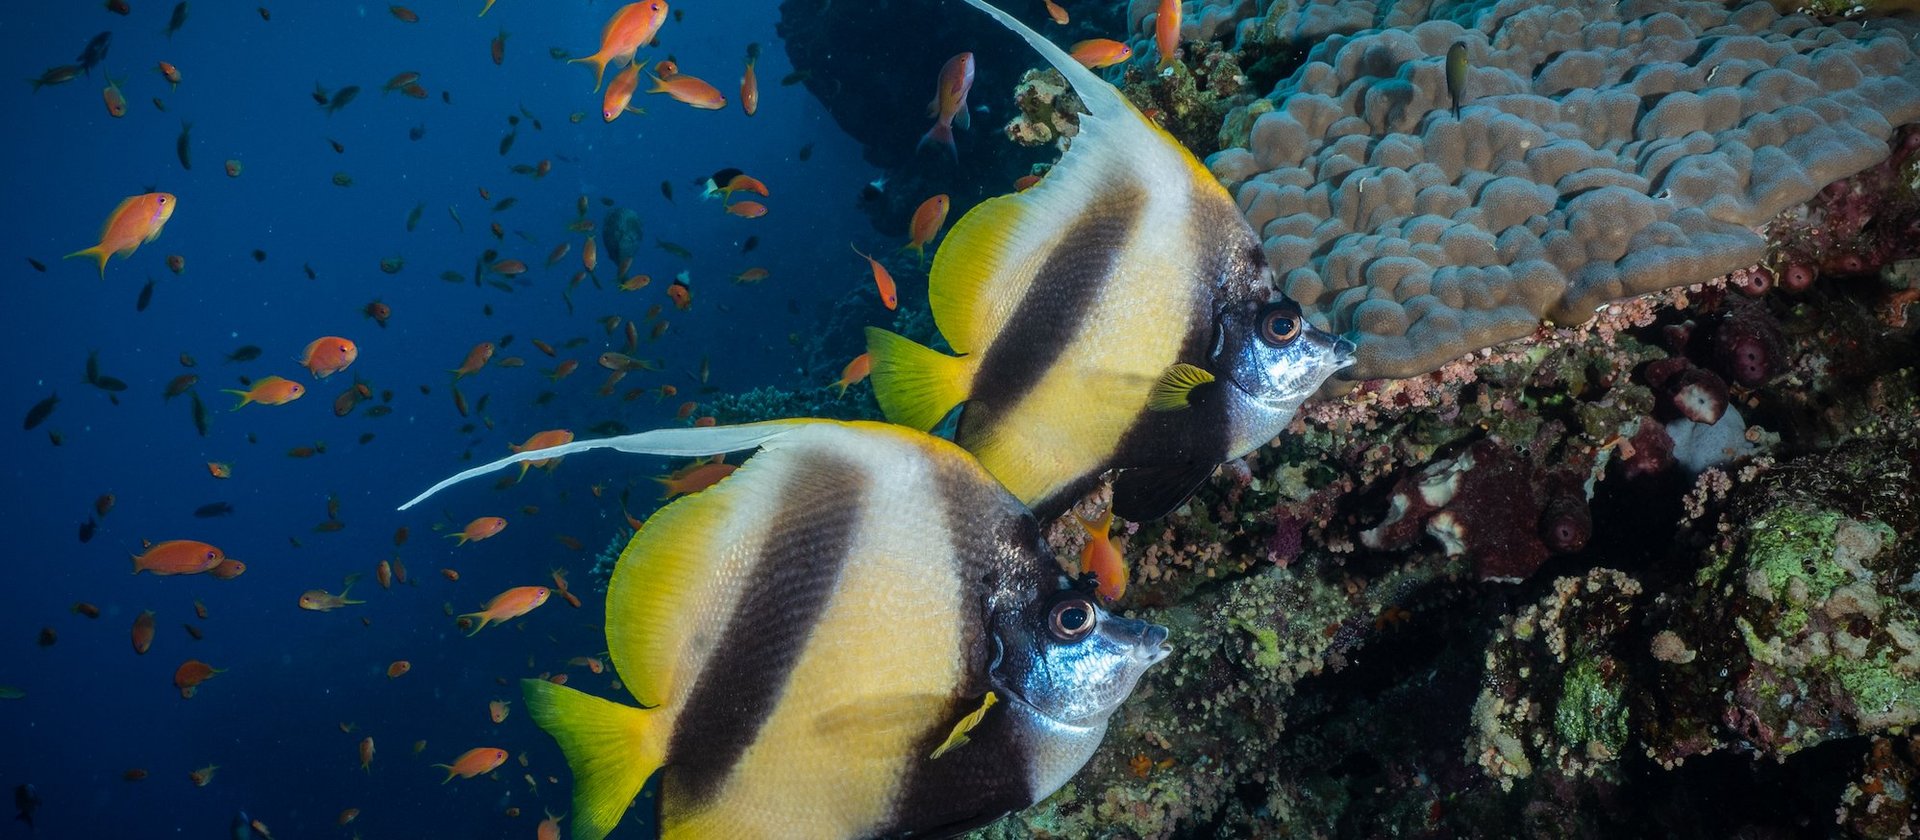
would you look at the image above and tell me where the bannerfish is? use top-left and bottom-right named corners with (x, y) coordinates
top-left (866, 0), bottom-right (1355, 522)
top-left (397, 420), bottom-right (1169, 840)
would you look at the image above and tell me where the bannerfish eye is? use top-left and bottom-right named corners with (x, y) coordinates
top-left (1048, 598), bottom-right (1096, 642)
top-left (1258, 306), bottom-right (1301, 347)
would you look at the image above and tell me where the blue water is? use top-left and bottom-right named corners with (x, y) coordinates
top-left (2, 2), bottom-right (893, 836)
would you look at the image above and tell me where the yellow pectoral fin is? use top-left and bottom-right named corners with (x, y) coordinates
top-left (523, 679), bottom-right (662, 840)
top-left (929, 691), bottom-right (998, 760)
top-left (866, 327), bottom-right (971, 432)
top-left (1146, 363), bottom-right (1215, 411)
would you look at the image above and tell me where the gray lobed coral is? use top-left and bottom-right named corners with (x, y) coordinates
top-left (1204, 0), bottom-right (1920, 379)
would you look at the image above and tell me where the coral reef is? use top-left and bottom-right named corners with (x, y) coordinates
top-left (1207, 0), bottom-right (1920, 379)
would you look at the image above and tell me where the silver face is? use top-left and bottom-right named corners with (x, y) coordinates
top-left (1213, 297), bottom-right (1355, 448)
top-left (992, 592), bottom-right (1170, 726)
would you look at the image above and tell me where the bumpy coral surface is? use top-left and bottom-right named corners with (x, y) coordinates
top-left (1206, 0), bottom-right (1920, 378)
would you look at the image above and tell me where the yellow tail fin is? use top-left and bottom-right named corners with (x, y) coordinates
top-left (865, 327), bottom-right (971, 433)
top-left (523, 679), bottom-right (662, 840)
top-left (64, 246), bottom-right (108, 279)
top-left (569, 54), bottom-right (610, 92)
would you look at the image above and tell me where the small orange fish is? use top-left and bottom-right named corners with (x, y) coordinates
top-left (725, 200), bottom-right (767, 219)
top-left (376, 559), bottom-right (393, 589)
top-left (221, 376), bottom-right (304, 409)
top-left (1014, 173), bottom-right (1042, 191)
top-left (131, 610), bottom-right (156, 654)
top-left (905, 194), bottom-right (949, 261)
top-left (602, 61), bottom-right (646, 122)
top-left (359, 736), bottom-right (375, 771)
top-left (206, 461), bottom-right (232, 478)
top-left (832, 352), bottom-right (872, 397)
top-left (440, 568), bottom-right (460, 581)
top-left (449, 516), bottom-right (507, 546)
top-left (338, 808), bottom-right (360, 826)
top-left (570, 1), bottom-right (669, 91)
top-left (731, 267), bottom-right (769, 284)
top-left (73, 602), bottom-right (102, 619)
top-left (667, 275), bottom-right (693, 310)
top-left (489, 699), bottom-right (511, 723)
top-left (435, 747), bottom-right (509, 782)
top-left (1155, 0), bottom-right (1182, 70)
top-left (548, 359), bottom-right (579, 381)
top-left (208, 558), bottom-right (247, 580)
top-left (389, 5), bottom-right (419, 22)
top-left (1070, 38), bottom-right (1133, 69)
top-left (655, 461), bottom-right (737, 499)
top-left (582, 237), bottom-right (598, 273)
top-left (568, 656), bottom-right (606, 674)
top-left (921, 53), bottom-right (975, 161)
top-left (1044, 0), bottom-right (1069, 24)
top-left (131, 540), bottom-right (226, 576)
top-left (450, 342), bottom-right (494, 380)
top-left (384, 71), bottom-right (421, 92)
top-left (174, 659), bottom-right (223, 698)
top-left (851, 245), bottom-right (898, 309)
top-left (123, 769), bottom-right (148, 782)
top-left (157, 62), bottom-right (182, 88)
top-left (188, 765), bottom-right (218, 787)
top-left (66, 193), bottom-right (178, 278)
top-left (299, 336), bottom-right (358, 379)
top-left (491, 259), bottom-right (528, 276)
top-left (95, 493), bottom-right (116, 517)
top-left (538, 810), bottom-right (565, 840)
top-left (387, 660), bottom-right (411, 678)
top-left (1077, 508), bottom-right (1130, 602)
top-left (492, 28), bottom-right (508, 65)
top-left (741, 54), bottom-right (759, 116)
top-left (363, 300), bottom-right (391, 326)
top-left (509, 429), bottom-right (575, 480)
top-left (102, 76), bottom-right (128, 117)
top-left (458, 586), bottom-right (550, 635)
top-left (655, 59), bottom-right (678, 79)
top-left (649, 73), bottom-right (726, 109)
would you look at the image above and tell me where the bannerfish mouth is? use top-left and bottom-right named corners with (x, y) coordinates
top-left (1137, 624), bottom-right (1171, 663)
top-left (1332, 335), bottom-right (1359, 368)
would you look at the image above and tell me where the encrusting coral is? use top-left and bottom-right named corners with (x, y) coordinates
top-left (1204, 0), bottom-right (1920, 379)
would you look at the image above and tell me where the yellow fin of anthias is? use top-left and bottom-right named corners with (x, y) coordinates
top-left (522, 678), bottom-right (662, 840)
top-left (929, 691), bottom-right (999, 760)
top-left (1146, 363), bottom-right (1215, 411)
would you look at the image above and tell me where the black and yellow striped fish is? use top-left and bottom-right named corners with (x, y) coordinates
top-left (398, 419), bottom-right (1169, 840)
top-left (868, 0), bottom-right (1355, 523)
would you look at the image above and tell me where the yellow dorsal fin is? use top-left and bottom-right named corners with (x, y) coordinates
top-left (1146, 363), bottom-right (1215, 411)
top-left (929, 691), bottom-right (999, 760)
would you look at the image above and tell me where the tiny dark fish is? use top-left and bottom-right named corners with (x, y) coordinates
top-left (657, 239), bottom-right (692, 259)
top-left (27, 258), bottom-right (46, 272)
top-left (798, 142), bottom-right (813, 162)
top-left (660, 181), bottom-right (673, 202)
top-left (365, 405), bottom-right (392, 418)
top-left (1446, 41), bottom-right (1468, 118)
top-left (410, 123), bottom-right (426, 141)
top-left (587, 420), bottom-right (629, 436)
top-left (325, 85), bottom-right (360, 115)
top-left (303, 263), bottom-right (316, 280)
top-left (380, 255), bottom-right (404, 274)
top-left (190, 392), bottom-right (209, 436)
top-left (225, 345), bottom-right (262, 363)
top-left (742, 236), bottom-right (759, 254)
top-left (359, 432), bottom-right (376, 444)
top-left (93, 376), bottom-right (128, 393)
top-left (85, 350), bottom-right (101, 384)
top-left (499, 129), bottom-right (517, 156)
top-left (406, 202), bottom-right (424, 232)
top-left (165, 2), bottom-right (188, 39)
top-left (136, 278), bottom-right (155, 312)
top-left (327, 137), bottom-right (345, 153)
top-left (193, 502), bottom-right (234, 518)
top-left (549, 47), bottom-right (571, 60)
top-left (780, 70), bottom-right (811, 86)
top-left (176, 121), bottom-right (192, 170)
top-left (76, 31), bottom-right (111, 75)
top-left (251, 249), bottom-right (267, 263)
top-left (24, 393), bottom-right (57, 430)
top-left (492, 197), bottom-right (517, 213)
top-left (77, 518), bottom-right (95, 543)
top-left (15, 784), bottom-right (39, 829)
top-left (312, 83), bottom-right (330, 105)
top-left (28, 65), bottom-right (81, 92)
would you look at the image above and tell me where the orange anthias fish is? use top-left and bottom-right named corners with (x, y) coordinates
top-left (725, 200), bottom-right (767, 218)
top-left (66, 192), bottom-right (177, 278)
top-left (221, 375), bottom-right (304, 409)
top-left (648, 73), bottom-right (726, 110)
top-left (434, 747), bottom-right (509, 782)
top-left (851, 245), bottom-right (898, 310)
top-left (131, 610), bottom-right (156, 654)
top-left (1044, 0), bottom-right (1069, 23)
top-left (157, 61), bottom-right (181, 89)
top-left (1155, 0), bottom-right (1182, 70)
top-left (919, 52), bottom-right (974, 161)
top-left (449, 516), bottom-right (507, 545)
top-left (740, 53), bottom-right (759, 116)
top-left (489, 699), bottom-right (512, 723)
top-left (299, 336), bottom-right (359, 379)
top-left (131, 539), bottom-right (226, 576)
top-left (1077, 508), bottom-right (1130, 603)
top-left (102, 76), bottom-right (127, 117)
top-left (359, 736), bottom-right (375, 771)
top-left (174, 659), bottom-right (224, 698)
top-left (450, 342), bottom-right (494, 380)
top-left (538, 810), bottom-right (565, 840)
top-left (570, 1), bottom-right (669, 92)
top-left (208, 558), bottom-right (246, 580)
top-left (1070, 38), bottom-right (1133, 69)
top-left (206, 461), bottom-right (232, 479)
top-left (905, 194), bottom-right (950, 262)
top-left (508, 429), bottom-right (575, 480)
top-left (831, 352), bottom-right (872, 397)
top-left (602, 61), bottom-right (646, 122)
top-left (298, 575), bottom-right (366, 611)
top-left (458, 586), bottom-right (550, 635)
top-left (654, 461), bottom-right (736, 499)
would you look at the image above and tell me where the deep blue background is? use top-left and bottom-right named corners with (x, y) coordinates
top-left (1, 1), bottom-right (909, 836)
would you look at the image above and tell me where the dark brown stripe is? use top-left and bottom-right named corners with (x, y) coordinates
top-left (957, 184), bottom-right (1147, 449)
top-left (662, 450), bottom-right (867, 807)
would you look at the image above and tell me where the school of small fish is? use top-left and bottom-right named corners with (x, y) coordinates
top-left (11, 0), bottom-right (1322, 837)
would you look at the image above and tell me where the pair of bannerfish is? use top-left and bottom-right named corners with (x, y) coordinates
top-left (400, 1), bottom-right (1353, 837)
